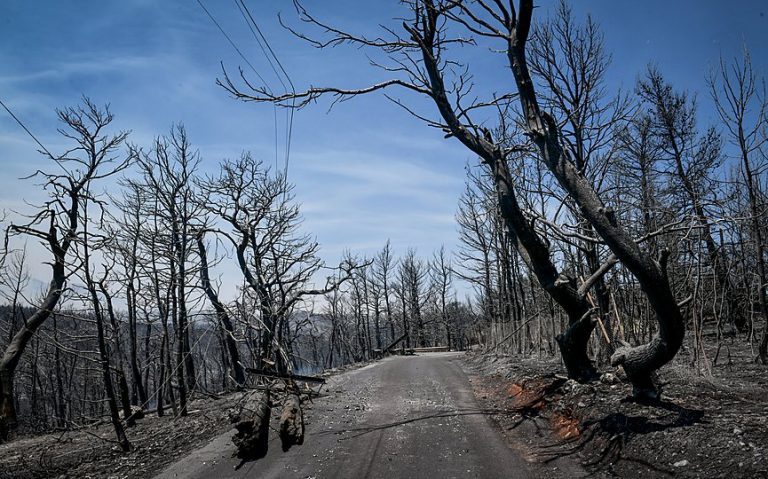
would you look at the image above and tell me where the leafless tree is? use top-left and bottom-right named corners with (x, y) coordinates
top-left (199, 153), bottom-right (356, 375)
top-left (399, 249), bottom-right (430, 347)
top-left (1, 98), bottom-right (130, 441)
top-left (79, 200), bottom-right (132, 451)
top-left (220, 0), bottom-right (608, 381)
top-left (107, 181), bottom-right (150, 409)
top-left (373, 241), bottom-right (396, 343)
top-left (708, 49), bottom-right (768, 362)
top-left (219, 0), bottom-right (691, 397)
top-left (455, 170), bottom-right (497, 324)
top-left (195, 230), bottom-right (246, 387)
top-left (430, 245), bottom-right (454, 347)
top-left (638, 67), bottom-right (734, 320)
top-left (0, 246), bottom-right (30, 345)
top-left (528, 1), bottom-right (632, 361)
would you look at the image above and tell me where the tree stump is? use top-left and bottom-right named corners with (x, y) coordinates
top-left (279, 392), bottom-right (304, 451)
top-left (232, 390), bottom-right (271, 460)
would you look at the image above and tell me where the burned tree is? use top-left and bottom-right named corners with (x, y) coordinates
top-left (219, 0), bottom-right (604, 381)
top-left (131, 125), bottom-right (204, 416)
top-left (200, 153), bottom-right (356, 375)
top-left (400, 249), bottom-right (430, 348)
top-left (80, 215), bottom-right (132, 451)
top-left (708, 50), bottom-right (768, 362)
top-left (527, 2), bottom-right (631, 361)
top-left (219, 0), bottom-right (689, 397)
top-left (1, 98), bottom-right (130, 441)
top-left (430, 245), bottom-right (455, 348)
top-left (373, 241), bottom-right (396, 344)
top-left (454, 0), bottom-right (685, 399)
top-left (195, 230), bottom-right (246, 387)
top-left (107, 181), bottom-right (150, 408)
top-left (638, 68), bottom-right (735, 332)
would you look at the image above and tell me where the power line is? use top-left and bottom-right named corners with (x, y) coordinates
top-left (0, 97), bottom-right (56, 159)
top-left (235, 0), bottom-right (286, 94)
top-left (196, 0), bottom-right (271, 91)
top-left (197, 0), bottom-right (296, 180)
top-left (236, 0), bottom-right (296, 176)
top-left (232, 0), bottom-right (283, 170)
top-left (197, 0), bottom-right (284, 171)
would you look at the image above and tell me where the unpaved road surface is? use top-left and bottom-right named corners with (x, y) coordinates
top-left (156, 352), bottom-right (581, 478)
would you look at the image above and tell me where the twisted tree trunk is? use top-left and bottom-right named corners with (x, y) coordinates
top-left (506, 0), bottom-right (684, 399)
top-left (405, 9), bottom-right (600, 381)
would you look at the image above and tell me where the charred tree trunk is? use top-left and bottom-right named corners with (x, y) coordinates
top-left (0, 227), bottom-right (67, 441)
top-left (87, 281), bottom-right (131, 451)
top-left (157, 330), bottom-right (167, 418)
top-left (709, 54), bottom-right (768, 361)
top-left (0, 369), bottom-right (12, 441)
top-left (169, 245), bottom-right (188, 417)
top-left (52, 314), bottom-right (67, 428)
top-left (126, 252), bottom-right (148, 408)
top-left (504, 1), bottom-right (684, 399)
top-left (99, 281), bottom-right (137, 426)
top-left (197, 233), bottom-right (246, 387)
top-left (83, 197), bottom-right (131, 451)
top-left (488, 157), bottom-right (599, 381)
top-left (403, 7), bottom-right (599, 381)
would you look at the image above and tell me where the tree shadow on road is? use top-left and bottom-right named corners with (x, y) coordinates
top-left (319, 407), bottom-right (515, 440)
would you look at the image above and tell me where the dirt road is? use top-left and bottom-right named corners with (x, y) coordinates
top-left (155, 352), bottom-right (579, 478)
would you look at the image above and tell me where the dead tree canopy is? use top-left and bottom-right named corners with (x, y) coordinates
top-left (217, 0), bottom-right (686, 398)
top-left (199, 154), bottom-right (359, 375)
top-left (1, 98), bottom-right (131, 441)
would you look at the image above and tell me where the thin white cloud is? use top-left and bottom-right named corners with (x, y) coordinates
top-left (0, 55), bottom-right (170, 86)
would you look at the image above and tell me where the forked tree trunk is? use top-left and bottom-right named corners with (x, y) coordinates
top-left (505, 0), bottom-right (684, 399)
top-left (100, 281), bottom-right (138, 426)
top-left (489, 158), bottom-right (599, 381)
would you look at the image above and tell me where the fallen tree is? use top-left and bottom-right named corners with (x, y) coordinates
top-left (279, 390), bottom-right (304, 451)
top-left (232, 390), bottom-right (271, 460)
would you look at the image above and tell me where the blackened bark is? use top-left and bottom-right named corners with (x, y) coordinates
top-left (279, 391), bottom-right (304, 451)
top-left (99, 282), bottom-right (137, 427)
top-left (126, 243), bottom-right (148, 407)
top-left (404, 6), bottom-right (598, 381)
top-left (506, 0), bottom-right (684, 399)
top-left (1, 215), bottom-right (68, 440)
top-left (232, 390), bottom-right (271, 459)
top-left (197, 233), bottom-right (246, 387)
top-left (88, 279), bottom-right (131, 451)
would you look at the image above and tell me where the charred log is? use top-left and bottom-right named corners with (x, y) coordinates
top-left (232, 390), bottom-right (271, 460)
top-left (279, 391), bottom-right (304, 451)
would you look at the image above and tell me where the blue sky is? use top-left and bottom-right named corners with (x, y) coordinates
top-left (1, 1), bottom-right (766, 301)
